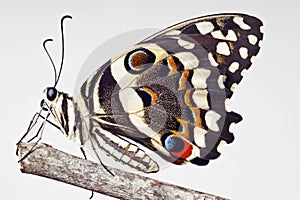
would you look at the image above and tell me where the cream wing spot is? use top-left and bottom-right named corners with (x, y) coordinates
top-left (208, 52), bottom-right (218, 67)
top-left (228, 62), bottom-right (240, 73)
top-left (205, 110), bottom-right (221, 132)
top-left (248, 34), bottom-right (258, 45)
top-left (239, 47), bottom-right (248, 59)
top-left (211, 30), bottom-right (226, 40)
top-left (230, 83), bottom-right (238, 92)
top-left (192, 90), bottom-right (209, 110)
top-left (194, 127), bottom-right (207, 148)
top-left (241, 69), bottom-right (248, 77)
top-left (211, 30), bottom-right (237, 41)
top-left (217, 140), bottom-right (227, 153)
top-left (258, 40), bottom-right (263, 48)
top-left (226, 30), bottom-right (238, 41)
top-left (177, 39), bottom-right (195, 49)
top-left (225, 98), bottom-right (231, 112)
top-left (250, 56), bottom-right (256, 63)
top-left (217, 75), bottom-right (225, 89)
top-left (233, 16), bottom-right (251, 30)
top-left (175, 52), bottom-right (199, 69)
top-left (216, 42), bottom-right (230, 56)
top-left (195, 21), bottom-right (215, 34)
top-left (260, 25), bottom-right (265, 34)
top-left (111, 54), bottom-right (137, 88)
top-left (119, 88), bottom-right (144, 114)
top-left (191, 68), bottom-right (211, 89)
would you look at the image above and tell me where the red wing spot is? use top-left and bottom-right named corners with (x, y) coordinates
top-left (171, 136), bottom-right (193, 160)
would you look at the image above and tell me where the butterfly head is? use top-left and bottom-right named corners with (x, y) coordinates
top-left (37, 15), bottom-right (78, 139)
top-left (40, 87), bottom-right (59, 111)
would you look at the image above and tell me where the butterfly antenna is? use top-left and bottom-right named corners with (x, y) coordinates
top-left (54, 15), bottom-right (72, 87)
top-left (43, 39), bottom-right (57, 85)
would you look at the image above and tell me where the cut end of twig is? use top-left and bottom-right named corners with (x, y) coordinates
top-left (16, 142), bottom-right (229, 200)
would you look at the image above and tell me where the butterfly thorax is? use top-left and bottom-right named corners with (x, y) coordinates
top-left (42, 87), bottom-right (88, 146)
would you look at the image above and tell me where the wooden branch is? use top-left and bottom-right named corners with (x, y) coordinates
top-left (17, 142), bottom-right (228, 200)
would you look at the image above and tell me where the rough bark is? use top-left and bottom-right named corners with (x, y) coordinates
top-left (17, 142), bottom-right (228, 200)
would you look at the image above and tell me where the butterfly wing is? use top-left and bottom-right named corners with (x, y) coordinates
top-left (143, 13), bottom-right (264, 98)
top-left (78, 13), bottom-right (263, 167)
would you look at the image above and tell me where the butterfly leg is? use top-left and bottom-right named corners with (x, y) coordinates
top-left (79, 147), bottom-right (95, 199)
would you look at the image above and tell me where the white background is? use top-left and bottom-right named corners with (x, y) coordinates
top-left (1, 1), bottom-right (300, 199)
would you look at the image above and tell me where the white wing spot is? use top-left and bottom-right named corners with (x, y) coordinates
top-left (233, 16), bottom-right (251, 30)
top-left (258, 40), bottom-right (263, 48)
top-left (194, 127), bottom-right (207, 148)
top-left (241, 69), bottom-right (248, 77)
top-left (248, 34), bottom-right (258, 45)
top-left (191, 68), bottom-right (211, 89)
top-left (250, 56), bottom-right (256, 63)
top-left (211, 30), bottom-right (224, 39)
top-left (196, 21), bottom-right (215, 34)
top-left (226, 30), bottom-right (238, 41)
top-left (175, 52), bottom-right (199, 69)
top-left (211, 30), bottom-right (237, 41)
top-left (230, 83), bottom-right (238, 92)
top-left (216, 42), bottom-right (230, 56)
top-left (177, 39), bottom-right (195, 49)
top-left (192, 90), bottom-right (209, 109)
top-left (239, 47), bottom-right (248, 59)
top-left (228, 62), bottom-right (240, 73)
top-left (217, 140), bottom-right (227, 153)
top-left (208, 52), bottom-right (218, 67)
top-left (260, 25), bottom-right (265, 34)
top-left (225, 98), bottom-right (231, 112)
top-left (119, 88), bottom-right (144, 113)
top-left (205, 110), bottom-right (221, 132)
top-left (217, 75), bottom-right (225, 89)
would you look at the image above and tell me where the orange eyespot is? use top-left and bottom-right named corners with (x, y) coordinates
top-left (124, 48), bottom-right (155, 74)
top-left (129, 51), bottom-right (149, 69)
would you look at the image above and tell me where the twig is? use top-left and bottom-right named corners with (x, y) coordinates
top-left (17, 142), bottom-right (229, 200)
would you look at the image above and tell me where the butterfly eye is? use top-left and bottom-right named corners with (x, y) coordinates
top-left (124, 48), bottom-right (156, 74)
top-left (46, 87), bottom-right (57, 101)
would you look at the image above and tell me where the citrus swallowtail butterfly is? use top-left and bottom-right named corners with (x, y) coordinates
top-left (21, 13), bottom-right (263, 173)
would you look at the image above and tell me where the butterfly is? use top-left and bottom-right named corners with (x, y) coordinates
top-left (20, 13), bottom-right (263, 173)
